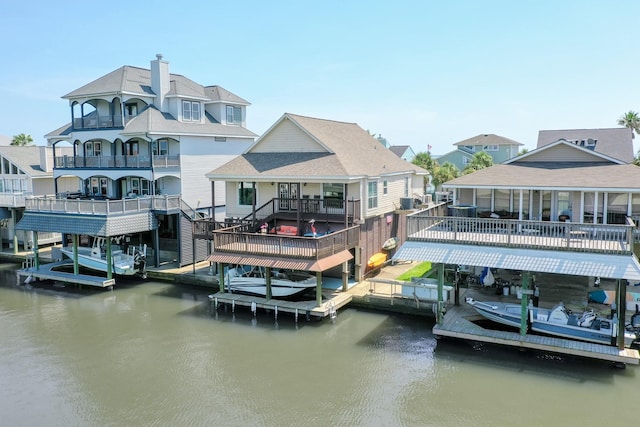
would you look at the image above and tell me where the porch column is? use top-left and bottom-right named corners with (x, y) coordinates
top-left (106, 238), bottom-right (113, 280)
top-left (593, 191), bottom-right (599, 224)
top-left (618, 279), bottom-right (626, 350)
top-left (627, 192), bottom-right (633, 217)
top-left (210, 181), bottom-right (215, 220)
top-left (316, 271), bottom-right (322, 307)
top-left (265, 267), bottom-right (272, 300)
top-left (437, 263), bottom-right (444, 325)
top-left (518, 189), bottom-right (523, 221)
top-left (603, 192), bottom-right (609, 224)
top-left (580, 192), bottom-right (585, 223)
top-left (354, 247), bottom-right (362, 282)
top-left (252, 182), bottom-right (257, 227)
top-left (343, 184), bottom-right (348, 226)
top-left (520, 272), bottom-right (530, 336)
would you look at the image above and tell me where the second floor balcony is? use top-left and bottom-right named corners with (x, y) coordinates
top-left (54, 155), bottom-right (180, 170)
top-left (25, 194), bottom-right (184, 216)
top-left (406, 214), bottom-right (636, 255)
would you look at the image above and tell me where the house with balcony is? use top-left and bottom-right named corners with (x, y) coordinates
top-left (193, 113), bottom-right (430, 302)
top-left (435, 133), bottom-right (523, 173)
top-left (392, 127), bottom-right (640, 349)
top-left (16, 55), bottom-right (256, 271)
top-left (0, 144), bottom-right (75, 252)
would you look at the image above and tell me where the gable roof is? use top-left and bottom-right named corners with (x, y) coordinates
top-left (537, 128), bottom-right (633, 163)
top-left (389, 145), bottom-right (414, 158)
top-left (207, 113), bottom-right (428, 180)
top-left (62, 65), bottom-right (250, 105)
top-left (453, 133), bottom-right (523, 147)
top-left (506, 139), bottom-right (625, 165)
top-left (0, 146), bottom-right (69, 177)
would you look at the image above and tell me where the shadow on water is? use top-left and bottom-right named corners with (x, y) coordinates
top-left (434, 337), bottom-right (635, 383)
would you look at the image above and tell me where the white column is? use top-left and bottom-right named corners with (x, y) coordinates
top-left (518, 189), bottom-right (523, 220)
top-left (580, 191), bottom-right (585, 223)
top-left (593, 191), bottom-right (599, 224)
top-left (603, 192), bottom-right (608, 224)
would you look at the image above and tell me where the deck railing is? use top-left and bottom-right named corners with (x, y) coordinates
top-left (54, 155), bottom-right (179, 169)
top-left (25, 195), bottom-right (183, 216)
top-left (209, 224), bottom-right (360, 260)
top-left (406, 215), bottom-right (635, 255)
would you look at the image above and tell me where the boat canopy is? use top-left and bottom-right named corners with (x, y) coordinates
top-left (393, 241), bottom-right (640, 281)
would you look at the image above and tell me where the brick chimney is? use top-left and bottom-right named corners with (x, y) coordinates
top-left (150, 54), bottom-right (169, 112)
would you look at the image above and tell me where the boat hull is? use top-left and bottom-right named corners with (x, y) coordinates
top-left (367, 252), bottom-right (387, 269)
top-left (225, 267), bottom-right (318, 298)
top-left (60, 246), bottom-right (140, 276)
top-left (466, 298), bottom-right (523, 329)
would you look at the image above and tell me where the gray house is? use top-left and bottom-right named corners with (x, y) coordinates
top-left (436, 133), bottom-right (523, 172)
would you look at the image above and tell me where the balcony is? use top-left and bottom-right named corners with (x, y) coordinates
top-left (406, 215), bottom-right (635, 255)
top-left (25, 195), bottom-right (183, 216)
top-left (0, 192), bottom-right (31, 208)
top-left (55, 155), bottom-right (180, 170)
top-left (202, 224), bottom-right (360, 261)
top-left (73, 114), bottom-right (124, 130)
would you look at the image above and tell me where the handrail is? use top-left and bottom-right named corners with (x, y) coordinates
top-left (24, 195), bottom-right (183, 216)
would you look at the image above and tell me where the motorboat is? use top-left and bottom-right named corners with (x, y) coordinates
top-left (224, 266), bottom-right (317, 298)
top-left (60, 236), bottom-right (147, 277)
top-left (529, 302), bottom-right (637, 347)
top-left (465, 297), bottom-right (524, 329)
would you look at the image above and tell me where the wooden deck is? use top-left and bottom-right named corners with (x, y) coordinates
top-left (17, 259), bottom-right (116, 288)
top-left (208, 289), bottom-right (352, 319)
top-left (434, 291), bottom-right (640, 365)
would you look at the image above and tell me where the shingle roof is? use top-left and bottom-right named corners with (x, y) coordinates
top-left (389, 145), bottom-right (411, 157)
top-left (443, 162), bottom-right (640, 190)
top-left (0, 146), bottom-right (69, 177)
top-left (62, 65), bottom-right (249, 105)
top-left (122, 106), bottom-right (257, 138)
top-left (537, 128), bottom-right (633, 163)
top-left (207, 113), bottom-right (428, 179)
top-left (453, 133), bottom-right (523, 147)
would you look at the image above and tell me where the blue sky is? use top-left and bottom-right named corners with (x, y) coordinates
top-left (0, 1), bottom-right (638, 154)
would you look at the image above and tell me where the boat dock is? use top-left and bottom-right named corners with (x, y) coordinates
top-left (208, 289), bottom-right (352, 319)
top-left (435, 287), bottom-right (640, 365)
top-left (16, 258), bottom-right (116, 288)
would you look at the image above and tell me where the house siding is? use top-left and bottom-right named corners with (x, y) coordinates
top-left (518, 144), bottom-right (607, 163)
top-left (252, 120), bottom-right (324, 153)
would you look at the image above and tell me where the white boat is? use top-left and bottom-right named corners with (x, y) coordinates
top-left (529, 302), bottom-right (637, 348)
top-left (60, 237), bottom-right (147, 277)
top-left (465, 297), bottom-right (524, 329)
top-left (225, 266), bottom-right (317, 298)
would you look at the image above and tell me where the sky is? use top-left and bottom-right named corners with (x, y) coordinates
top-left (0, 1), bottom-right (638, 155)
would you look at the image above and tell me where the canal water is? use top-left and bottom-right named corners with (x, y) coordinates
top-left (1, 262), bottom-right (638, 427)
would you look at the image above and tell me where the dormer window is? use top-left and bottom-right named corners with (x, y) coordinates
top-left (226, 106), bottom-right (242, 125)
top-left (182, 101), bottom-right (201, 121)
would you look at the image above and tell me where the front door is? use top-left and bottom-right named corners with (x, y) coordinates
top-left (278, 183), bottom-right (299, 211)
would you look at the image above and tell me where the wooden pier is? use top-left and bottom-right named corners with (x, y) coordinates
top-left (17, 259), bottom-right (116, 288)
top-left (208, 289), bottom-right (352, 319)
top-left (434, 296), bottom-right (640, 365)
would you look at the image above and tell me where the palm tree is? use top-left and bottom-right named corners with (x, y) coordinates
top-left (11, 133), bottom-right (34, 146)
top-left (433, 162), bottom-right (460, 190)
top-left (462, 151), bottom-right (493, 174)
top-left (617, 111), bottom-right (640, 138)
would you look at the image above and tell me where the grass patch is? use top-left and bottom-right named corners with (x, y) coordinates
top-left (395, 262), bottom-right (432, 281)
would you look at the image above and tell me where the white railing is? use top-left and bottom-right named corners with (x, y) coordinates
top-left (25, 195), bottom-right (183, 215)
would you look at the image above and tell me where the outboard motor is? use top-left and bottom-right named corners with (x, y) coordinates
top-left (631, 305), bottom-right (640, 330)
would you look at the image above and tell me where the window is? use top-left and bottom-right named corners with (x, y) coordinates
top-left (238, 182), bottom-right (255, 206)
top-left (483, 145), bottom-right (499, 151)
top-left (226, 106), bottom-right (242, 124)
top-left (125, 103), bottom-right (138, 116)
top-left (152, 139), bottom-right (168, 156)
top-left (182, 101), bottom-right (201, 121)
top-left (383, 180), bottom-right (388, 195)
top-left (367, 181), bottom-right (378, 209)
top-left (215, 137), bottom-right (227, 142)
top-left (85, 142), bottom-right (101, 157)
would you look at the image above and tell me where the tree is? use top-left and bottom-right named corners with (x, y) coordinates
top-left (617, 111), bottom-right (640, 138)
top-left (518, 148), bottom-right (529, 156)
top-left (462, 151), bottom-right (493, 174)
top-left (634, 150), bottom-right (640, 166)
top-left (433, 162), bottom-right (460, 190)
top-left (413, 151), bottom-right (440, 192)
top-left (11, 133), bottom-right (34, 146)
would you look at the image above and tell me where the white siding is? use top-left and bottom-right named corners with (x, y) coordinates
top-left (252, 119), bottom-right (326, 153)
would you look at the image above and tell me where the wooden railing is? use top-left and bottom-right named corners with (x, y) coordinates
top-left (406, 215), bottom-right (635, 255)
top-left (209, 224), bottom-right (360, 260)
top-left (54, 155), bottom-right (179, 169)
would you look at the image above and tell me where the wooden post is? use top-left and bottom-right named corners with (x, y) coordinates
top-left (437, 263), bottom-right (444, 324)
top-left (218, 263), bottom-right (225, 293)
top-left (73, 235), bottom-right (79, 275)
top-left (316, 271), bottom-right (322, 307)
top-left (618, 279), bottom-right (626, 350)
top-left (33, 232), bottom-right (39, 270)
top-left (106, 238), bottom-right (113, 280)
top-left (520, 271), bottom-right (530, 336)
top-left (342, 261), bottom-right (348, 292)
top-left (266, 267), bottom-right (272, 300)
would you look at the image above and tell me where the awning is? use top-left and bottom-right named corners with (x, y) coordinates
top-left (393, 241), bottom-right (640, 281)
top-left (207, 250), bottom-right (353, 273)
top-left (16, 211), bottom-right (157, 236)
